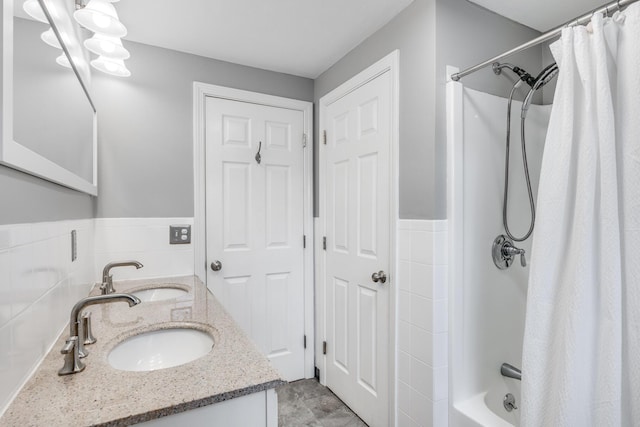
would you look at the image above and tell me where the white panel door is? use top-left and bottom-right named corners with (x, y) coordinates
top-left (205, 97), bottom-right (305, 381)
top-left (324, 71), bottom-right (391, 426)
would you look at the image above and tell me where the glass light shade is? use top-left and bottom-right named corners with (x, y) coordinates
top-left (84, 34), bottom-right (130, 59)
top-left (74, 0), bottom-right (127, 37)
top-left (56, 53), bottom-right (71, 68)
top-left (41, 28), bottom-right (62, 49)
top-left (91, 56), bottom-right (130, 77)
top-left (23, 0), bottom-right (48, 23)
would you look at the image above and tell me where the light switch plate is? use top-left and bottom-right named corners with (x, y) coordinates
top-left (71, 230), bottom-right (77, 262)
top-left (170, 225), bottom-right (191, 244)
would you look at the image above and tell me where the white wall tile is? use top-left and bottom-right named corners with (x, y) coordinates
top-left (433, 398), bottom-right (449, 427)
top-left (0, 219), bottom-right (95, 417)
top-left (398, 350), bottom-right (412, 385)
top-left (398, 380), bottom-right (412, 416)
top-left (411, 356), bottom-right (433, 399)
top-left (432, 265), bottom-right (448, 300)
top-left (398, 261), bottom-right (412, 293)
top-left (397, 409), bottom-right (418, 427)
top-left (0, 323), bottom-right (16, 413)
top-left (94, 218), bottom-right (194, 281)
top-left (433, 299), bottom-right (448, 334)
top-left (433, 332), bottom-right (448, 368)
top-left (433, 366), bottom-right (449, 402)
top-left (432, 231), bottom-right (448, 265)
top-left (410, 294), bottom-right (432, 331)
top-left (398, 229), bottom-right (412, 262)
top-left (9, 244), bottom-right (33, 317)
top-left (398, 320), bottom-right (411, 354)
top-left (410, 325), bottom-right (431, 365)
top-left (399, 291), bottom-right (412, 323)
top-left (410, 387), bottom-right (431, 424)
top-left (0, 251), bottom-right (12, 327)
top-left (409, 263), bottom-right (432, 298)
top-left (411, 231), bottom-right (433, 265)
top-left (396, 219), bottom-right (449, 427)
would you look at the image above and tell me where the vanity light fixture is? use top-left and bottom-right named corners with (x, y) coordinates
top-left (23, 0), bottom-right (48, 23)
top-left (73, 0), bottom-right (126, 38)
top-left (55, 53), bottom-right (72, 68)
top-left (90, 56), bottom-right (130, 77)
top-left (41, 28), bottom-right (62, 49)
top-left (84, 33), bottom-right (130, 59)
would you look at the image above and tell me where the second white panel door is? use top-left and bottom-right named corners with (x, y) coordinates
top-left (205, 96), bottom-right (305, 381)
top-left (324, 70), bottom-right (392, 427)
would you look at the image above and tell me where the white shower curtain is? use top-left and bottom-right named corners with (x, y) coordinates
top-left (521, 4), bottom-right (640, 427)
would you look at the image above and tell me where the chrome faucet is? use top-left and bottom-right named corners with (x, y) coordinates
top-left (59, 293), bottom-right (141, 376)
top-left (101, 260), bottom-right (143, 294)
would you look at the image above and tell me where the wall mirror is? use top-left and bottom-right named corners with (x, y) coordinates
top-left (1, 0), bottom-right (97, 195)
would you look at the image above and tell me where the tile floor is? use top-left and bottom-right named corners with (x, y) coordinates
top-left (277, 379), bottom-right (368, 427)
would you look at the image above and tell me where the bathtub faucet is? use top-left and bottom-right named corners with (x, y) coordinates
top-left (501, 362), bottom-right (522, 381)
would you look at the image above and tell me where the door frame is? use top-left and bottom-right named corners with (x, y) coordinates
top-left (317, 50), bottom-right (399, 424)
top-left (193, 82), bottom-right (315, 378)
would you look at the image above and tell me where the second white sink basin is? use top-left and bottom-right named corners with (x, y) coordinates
top-left (108, 328), bottom-right (214, 372)
top-left (131, 287), bottom-right (188, 302)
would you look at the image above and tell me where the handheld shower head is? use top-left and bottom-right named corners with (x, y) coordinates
top-left (522, 62), bottom-right (559, 118)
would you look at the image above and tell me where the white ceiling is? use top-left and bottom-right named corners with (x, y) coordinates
top-left (115, 0), bottom-right (414, 79)
top-left (468, 0), bottom-right (608, 32)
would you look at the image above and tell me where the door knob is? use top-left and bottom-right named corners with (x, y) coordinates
top-left (371, 270), bottom-right (387, 284)
top-left (210, 260), bottom-right (222, 271)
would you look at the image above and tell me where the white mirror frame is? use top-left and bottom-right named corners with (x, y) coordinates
top-left (1, 0), bottom-right (97, 196)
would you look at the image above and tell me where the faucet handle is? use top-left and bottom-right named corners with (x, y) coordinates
top-left (519, 251), bottom-right (527, 267)
top-left (59, 337), bottom-right (85, 376)
top-left (61, 337), bottom-right (75, 354)
top-left (82, 312), bottom-right (97, 345)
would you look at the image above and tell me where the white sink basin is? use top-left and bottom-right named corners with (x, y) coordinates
top-left (131, 287), bottom-right (188, 302)
top-left (108, 328), bottom-right (214, 372)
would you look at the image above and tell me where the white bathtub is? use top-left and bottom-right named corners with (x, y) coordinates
top-left (446, 79), bottom-right (551, 427)
top-left (454, 385), bottom-right (518, 427)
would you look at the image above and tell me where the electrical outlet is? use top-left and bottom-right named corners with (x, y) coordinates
top-left (170, 225), bottom-right (191, 244)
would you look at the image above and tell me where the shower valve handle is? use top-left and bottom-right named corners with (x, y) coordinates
top-left (503, 244), bottom-right (526, 267)
top-left (494, 236), bottom-right (527, 269)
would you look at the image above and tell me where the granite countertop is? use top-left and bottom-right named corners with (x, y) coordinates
top-left (0, 276), bottom-right (285, 426)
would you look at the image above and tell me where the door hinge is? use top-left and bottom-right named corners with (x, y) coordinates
top-left (323, 341), bottom-right (327, 355)
top-left (323, 236), bottom-right (326, 250)
top-left (304, 335), bottom-right (307, 349)
top-left (323, 130), bottom-right (327, 145)
top-left (303, 235), bottom-right (306, 248)
top-left (302, 133), bottom-right (307, 148)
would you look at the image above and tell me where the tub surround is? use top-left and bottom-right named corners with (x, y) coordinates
top-left (0, 275), bottom-right (285, 426)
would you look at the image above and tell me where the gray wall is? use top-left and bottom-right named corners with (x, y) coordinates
top-left (314, 0), bottom-right (543, 219)
top-left (4, 1), bottom-right (547, 225)
top-left (435, 0), bottom-right (543, 218)
top-left (314, 0), bottom-right (437, 219)
top-left (0, 167), bottom-right (95, 225)
top-left (93, 40), bottom-right (314, 218)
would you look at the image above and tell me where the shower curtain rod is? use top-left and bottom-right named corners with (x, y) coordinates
top-left (450, 0), bottom-right (639, 82)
